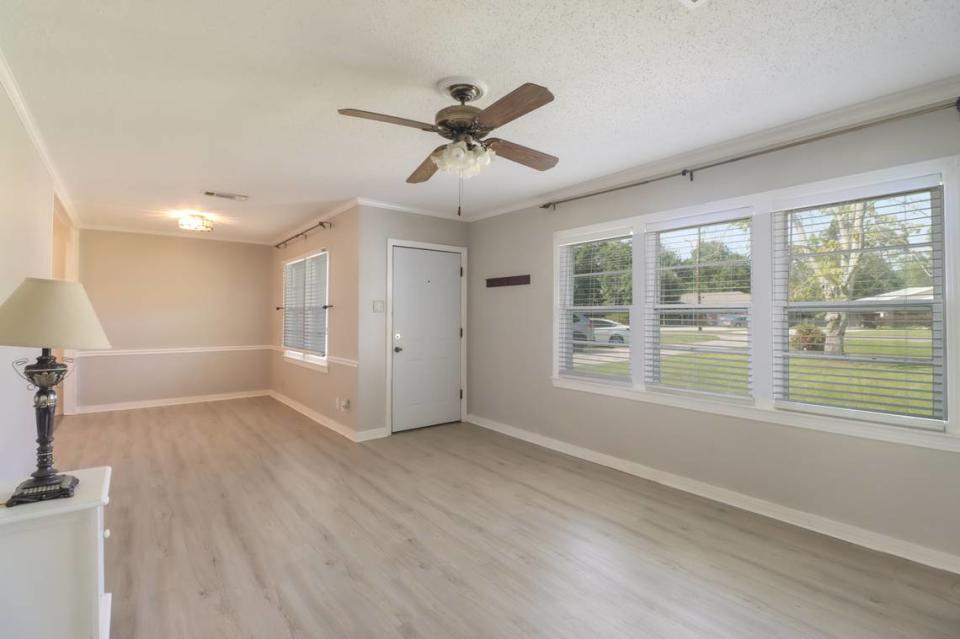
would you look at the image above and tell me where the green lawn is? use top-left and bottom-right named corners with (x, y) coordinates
top-left (659, 331), bottom-right (724, 346)
top-left (569, 327), bottom-right (936, 417)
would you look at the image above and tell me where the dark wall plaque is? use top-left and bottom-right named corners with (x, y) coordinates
top-left (486, 275), bottom-right (531, 288)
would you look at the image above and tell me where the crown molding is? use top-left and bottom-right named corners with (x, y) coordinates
top-left (269, 198), bottom-right (361, 246)
top-left (355, 197), bottom-right (459, 221)
top-left (270, 196), bottom-right (464, 247)
top-left (466, 76), bottom-right (960, 222)
top-left (0, 44), bottom-right (79, 226)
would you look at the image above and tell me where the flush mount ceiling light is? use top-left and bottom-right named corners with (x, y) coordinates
top-left (176, 211), bottom-right (213, 232)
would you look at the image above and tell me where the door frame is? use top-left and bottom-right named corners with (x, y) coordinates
top-left (385, 239), bottom-right (467, 435)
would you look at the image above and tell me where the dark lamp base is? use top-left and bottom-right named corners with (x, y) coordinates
top-left (5, 474), bottom-right (79, 507)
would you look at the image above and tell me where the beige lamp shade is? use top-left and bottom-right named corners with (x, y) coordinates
top-left (0, 278), bottom-right (111, 350)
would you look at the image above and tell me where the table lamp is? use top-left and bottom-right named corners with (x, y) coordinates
top-left (0, 278), bottom-right (110, 507)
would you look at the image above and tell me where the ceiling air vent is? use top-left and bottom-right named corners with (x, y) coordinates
top-left (204, 190), bottom-right (249, 201)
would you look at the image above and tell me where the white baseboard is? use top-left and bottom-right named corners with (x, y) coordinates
top-left (74, 390), bottom-right (270, 414)
top-left (466, 413), bottom-right (960, 576)
top-left (268, 391), bottom-right (389, 443)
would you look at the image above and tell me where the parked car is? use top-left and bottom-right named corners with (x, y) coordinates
top-left (717, 313), bottom-right (748, 328)
top-left (590, 318), bottom-right (630, 345)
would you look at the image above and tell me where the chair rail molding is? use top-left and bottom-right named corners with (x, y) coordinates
top-left (75, 345), bottom-right (275, 357)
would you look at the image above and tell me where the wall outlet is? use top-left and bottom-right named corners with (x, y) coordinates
top-left (336, 397), bottom-right (351, 412)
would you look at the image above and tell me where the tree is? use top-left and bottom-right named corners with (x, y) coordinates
top-left (787, 192), bottom-right (932, 353)
top-left (572, 238), bottom-right (632, 307)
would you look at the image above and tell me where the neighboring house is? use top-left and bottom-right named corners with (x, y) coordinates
top-left (856, 287), bottom-right (934, 326)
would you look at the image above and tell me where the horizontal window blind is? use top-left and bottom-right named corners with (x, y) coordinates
top-left (645, 218), bottom-right (752, 396)
top-left (557, 235), bottom-right (632, 382)
top-left (284, 252), bottom-right (329, 357)
top-left (283, 259), bottom-right (306, 351)
top-left (773, 187), bottom-right (945, 421)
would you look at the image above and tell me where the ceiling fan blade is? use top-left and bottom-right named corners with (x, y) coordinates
top-left (407, 146), bottom-right (446, 183)
top-left (338, 108), bottom-right (437, 132)
top-left (487, 139), bottom-right (558, 171)
top-left (476, 83), bottom-right (554, 130)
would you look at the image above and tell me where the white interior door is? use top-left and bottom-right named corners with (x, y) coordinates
top-left (392, 246), bottom-right (462, 432)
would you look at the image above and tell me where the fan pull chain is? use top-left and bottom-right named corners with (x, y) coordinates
top-left (457, 171), bottom-right (463, 217)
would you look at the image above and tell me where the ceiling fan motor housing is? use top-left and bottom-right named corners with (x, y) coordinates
top-left (434, 104), bottom-right (487, 140)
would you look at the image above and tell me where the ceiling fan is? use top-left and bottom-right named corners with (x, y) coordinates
top-left (338, 78), bottom-right (558, 183)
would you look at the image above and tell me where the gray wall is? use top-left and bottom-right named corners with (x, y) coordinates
top-left (0, 79), bottom-right (54, 480)
top-left (270, 207), bottom-right (360, 430)
top-left (467, 108), bottom-right (960, 556)
top-left (356, 205), bottom-right (468, 435)
top-left (76, 230), bottom-right (273, 406)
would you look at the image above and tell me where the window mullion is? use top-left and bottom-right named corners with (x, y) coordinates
top-left (751, 206), bottom-right (774, 408)
top-left (631, 224), bottom-right (644, 387)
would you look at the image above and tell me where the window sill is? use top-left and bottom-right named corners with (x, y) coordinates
top-left (283, 354), bottom-right (329, 373)
top-left (550, 376), bottom-right (960, 453)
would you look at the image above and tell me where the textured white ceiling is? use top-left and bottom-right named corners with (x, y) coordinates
top-left (1, 0), bottom-right (959, 241)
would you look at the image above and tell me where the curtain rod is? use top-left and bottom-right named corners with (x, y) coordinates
top-left (274, 220), bottom-right (332, 249)
top-left (540, 96), bottom-right (960, 210)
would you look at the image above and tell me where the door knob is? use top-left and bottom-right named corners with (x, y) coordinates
top-left (394, 346), bottom-right (403, 353)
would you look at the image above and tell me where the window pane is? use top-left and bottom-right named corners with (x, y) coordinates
top-left (558, 310), bottom-right (631, 381)
top-left (657, 220), bottom-right (751, 305)
top-left (304, 253), bottom-right (328, 356)
top-left (786, 309), bottom-right (934, 359)
top-left (788, 190), bottom-right (937, 252)
top-left (572, 237), bottom-right (632, 275)
top-left (788, 247), bottom-right (936, 302)
top-left (558, 235), bottom-right (633, 384)
top-left (567, 237), bottom-right (632, 307)
top-left (646, 218), bottom-right (752, 397)
top-left (786, 359), bottom-right (938, 419)
top-left (775, 186), bottom-right (945, 423)
top-left (572, 272), bottom-right (632, 306)
top-left (284, 254), bottom-right (329, 356)
top-left (646, 310), bottom-right (751, 396)
top-left (283, 259), bottom-right (306, 350)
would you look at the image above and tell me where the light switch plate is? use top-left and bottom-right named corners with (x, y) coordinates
top-left (372, 299), bottom-right (385, 313)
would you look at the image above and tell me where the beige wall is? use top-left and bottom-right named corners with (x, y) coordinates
top-left (270, 207), bottom-right (360, 430)
top-left (51, 195), bottom-right (78, 415)
top-left (81, 230), bottom-right (272, 348)
top-left (51, 195), bottom-right (76, 281)
top-left (78, 350), bottom-right (270, 406)
top-left (356, 205), bottom-right (467, 435)
top-left (0, 81), bottom-right (55, 480)
top-left (467, 108), bottom-right (960, 557)
top-left (76, 230), bottom-right (273, 406)
top-left (267, 204), bottom-right (467, 436)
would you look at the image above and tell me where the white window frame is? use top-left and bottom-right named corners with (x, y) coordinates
top-left (282, 250), bottom-right (330, 371)
top-left (555, 226), bottom-right (635, 385)
top-left (551, 155), bottom-right (960, 452)
top-left (643, 208), bottom-right (755, 400)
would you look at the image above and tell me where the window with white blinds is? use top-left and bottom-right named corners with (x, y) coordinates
top-left (773, 187), bottom-right (945, 420)
top-left (644, 218), bottom-right (752, 397)
top-left (283, 252), bottom-right (329, 359)
top-left (557, 235), bottom-right (632, 382)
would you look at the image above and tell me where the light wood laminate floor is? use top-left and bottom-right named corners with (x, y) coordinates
top-left (58, 397), bottom-right (960, 638)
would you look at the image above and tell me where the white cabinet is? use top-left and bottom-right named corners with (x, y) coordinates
top-left (0, 467), bottom-right (112, 639)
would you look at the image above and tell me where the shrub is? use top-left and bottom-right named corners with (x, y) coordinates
top-left (790, 324), bottom-right (826, 352)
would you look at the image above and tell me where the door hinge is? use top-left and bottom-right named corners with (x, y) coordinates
top-left (460, 266), bottom-right (463, 277)
top-left (460, 327), bottom-right (463, 338)
top-left (460, 389), bottom-right (463, 399)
